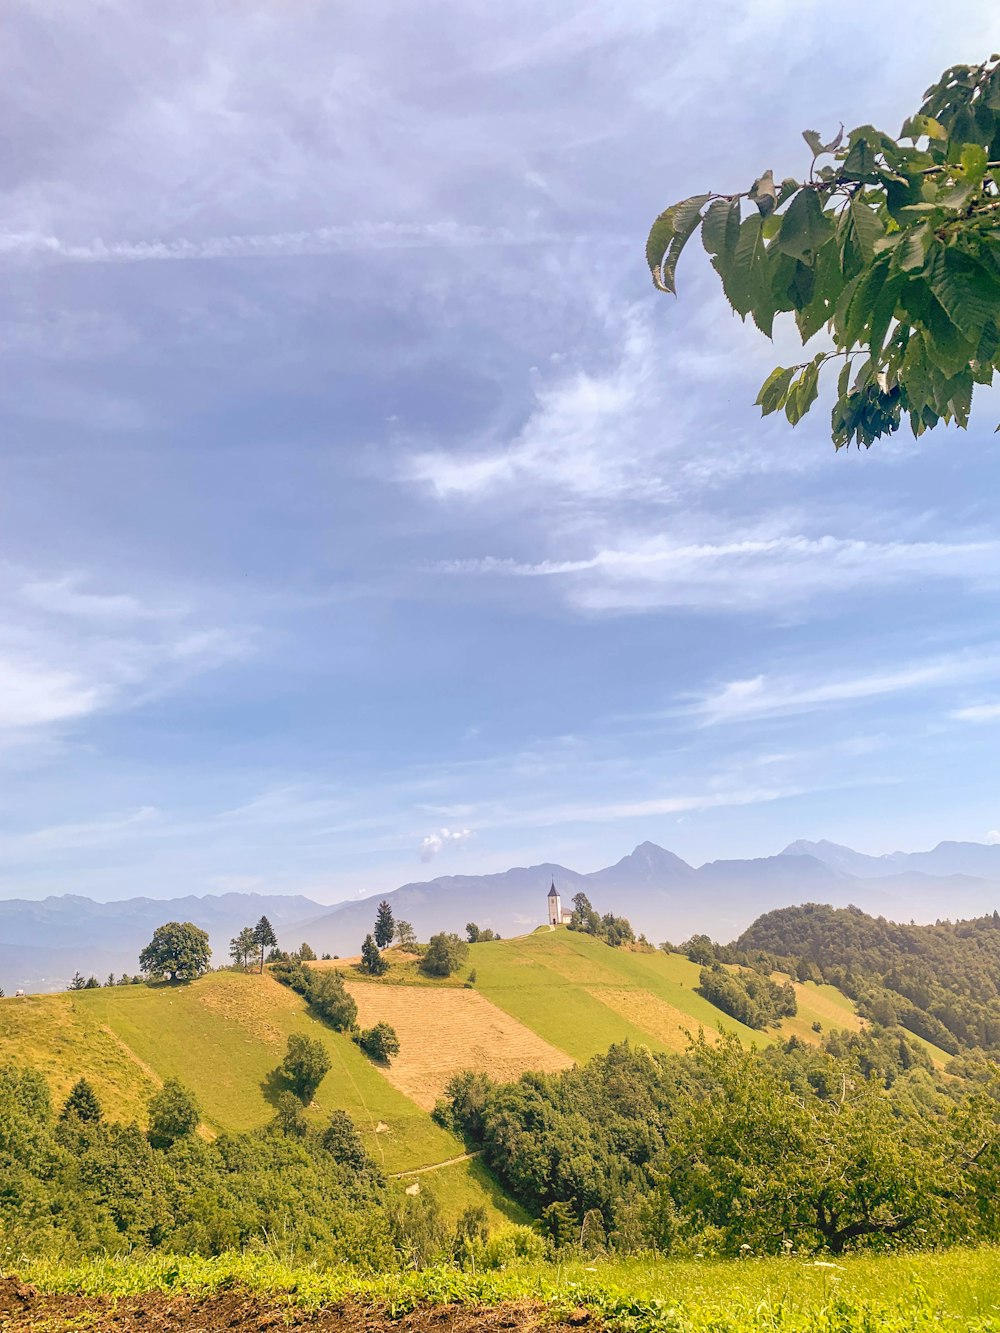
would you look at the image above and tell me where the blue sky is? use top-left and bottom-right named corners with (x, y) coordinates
top-left (3, 1), bottom-right (1000, 903)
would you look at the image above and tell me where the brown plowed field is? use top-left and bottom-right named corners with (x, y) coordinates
top-left (0, 1278), bottom-right (593, 1332)
top-left (344, 982), bottom-right (574, 1109)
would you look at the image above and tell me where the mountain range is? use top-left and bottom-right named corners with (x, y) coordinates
top-left (3, 838), bottom-right (999, 993)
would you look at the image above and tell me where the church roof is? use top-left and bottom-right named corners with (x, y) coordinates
top-left (548, 881), bottom-right (559, 898)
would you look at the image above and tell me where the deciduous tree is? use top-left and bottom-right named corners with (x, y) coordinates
top-left (647, 56), bottom-right (1000, 447)
top-left (280, 1033), bottom-right (331, 1102)
top-left (147, 1077), bottom-right (200, 1149)
top-left (139, 922), bottom-right (212, 982)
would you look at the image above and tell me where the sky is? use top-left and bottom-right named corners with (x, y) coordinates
top-left (3, 1), bottom-right (1000, 904)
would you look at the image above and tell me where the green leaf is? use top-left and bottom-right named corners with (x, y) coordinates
top-left (923, 293), bottom-right (977, 379)
top-left (900, 113), bottom-right (947, 141)
top-left (722, 214), bottom-right (765, 319)
top-left (652, 194), bottom-right (711, 295)
top-left (960, 142), bottom-right (989, 185)
top-left (848, 195), bottom-right (885, 263)
top-left (755, 365), bottom-right (796, 416)
top-left (802, 126), bottom-right (844, 157)
top-left (843, 137), bottom-right (879, 178)
top-left (776, 189), bottom-right (834, 262)
top-left (749, 170), bottom-right (777, 217)
top-left (701, 198), bottom-right (740, 258)
top-left (927, 246), bottom-right (1000, 343)
top-left (892, 224), bottom-right (931, 274)
top-left (646, 206), bottom-right (677, 290)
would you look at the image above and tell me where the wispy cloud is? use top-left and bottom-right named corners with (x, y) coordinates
top-left (0, 569), bottom-right (252, 738)
top-left (0, 222), bottom-right (548, 266)
top-left (435, 532), bottom-right (1000, 613)
top-left (949, 702), bottom-right (1000, 724)
top-left (688, 652), bottom-right (1000, 726)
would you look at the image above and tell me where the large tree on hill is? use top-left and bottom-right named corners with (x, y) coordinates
top-left (139, 922), bottom-right (211, 982)
top-left (253, 915), bottom-right (277, 973)
top-left (373, 900), bottom-right (395, 949)
top-left (647, 55), bottom-right (1000, 448)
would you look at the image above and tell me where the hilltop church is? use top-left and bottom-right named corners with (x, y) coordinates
top-left (547, 881), bottom-right (573, 927)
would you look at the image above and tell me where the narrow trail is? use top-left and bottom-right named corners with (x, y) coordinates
top-left (391, 1150), bottom-right (482, 1178)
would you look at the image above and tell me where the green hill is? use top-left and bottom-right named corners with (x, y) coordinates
top-left (0, 926), bottom-right (896, 1227)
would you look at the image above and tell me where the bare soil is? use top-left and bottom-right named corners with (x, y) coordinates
top-left (0, 1277), bottom-right (594, 1332)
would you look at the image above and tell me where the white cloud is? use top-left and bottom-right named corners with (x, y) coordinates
top-left (949, 702), bottom-right (1000, 724)
top-left (419, 827), bottom-right (474, 861)
top-left (688, 651), bottom-right (1000, 726)
top-left (987, 830), bottom-right (1000, 845)
top-left (0, 221), bottom-right (538, 266)
top-left (0, 569), bottom-right (251, 738)
top-left (436, 531), bottom-right (1000, 614)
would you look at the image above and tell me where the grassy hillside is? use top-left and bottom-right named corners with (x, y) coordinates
top-left (0, 928), bottom-right (907, 1230)
top-left (468, 928), bottom-right (869, 1059)
top-left (0, 970), bottom-right (523, 1225)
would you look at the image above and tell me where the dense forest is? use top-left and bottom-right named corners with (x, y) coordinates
top-left (440, 1030), bottom-right (1000, 1256)
top-left (738, 904), bottom-right (1000, 1053)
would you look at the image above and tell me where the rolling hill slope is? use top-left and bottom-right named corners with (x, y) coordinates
top-left (0, 926), bottom-right (933, 1230)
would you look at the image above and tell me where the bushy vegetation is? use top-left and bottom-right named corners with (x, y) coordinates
top-left (0, 1062), bottom-right (487, 1268)
top-left (139, 922), bottom-right (212, 982)
top-left (357, 1022), bottom-right (401, 1063)
top-left (269, 960), bottom-right (358, 1031)
top-left (441, 1031), bottom-right (1000, 1257)
top-left (421, 933), bottom-right (469, 978)
top-left (568, 893), bottom-right (635, 947)
top-left (698, 964), bottom-right (797, 1029)
top-left (739, 903), bottom-right (1000, 1054)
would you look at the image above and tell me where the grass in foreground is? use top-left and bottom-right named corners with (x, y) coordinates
top-left (12, 1247), bottom-right (1000, 1330)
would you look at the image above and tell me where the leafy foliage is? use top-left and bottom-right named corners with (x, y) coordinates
top-left (647, 56), bottom-right (1000, 447)
top-left (358, 1022), bottom-right (401, 1063)
top-left (568, 893), bottom-right (636, 948)
top-left (394, 919), bottom-right (418, 951)
top-left (739, 903), bottom-right (1000, 1055)
top-left (252, 916), bottom-right (278, 974)
top-left (420, 932), bottom-right (470, 977)
top-left (466, 922), bottom-right (500, 943)
top-left (697, 964), bottom-right (797, 1029)
top-left (446, 1034), bottom-right (1000, 1256)
top-left (280, 1033), bottom-right (331, 1103)
top-left (60, 1078), bottom-right (102, 1124)
top-left (139, 923), bottom-right (212, 983)
top-left (147, 1078), bottom-right (200, 1149)
top-left (0, 1061), bottom-right (402, 1266)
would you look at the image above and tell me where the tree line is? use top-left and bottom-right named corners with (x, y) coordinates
top-left (439, 1027), bottom-right (1000, 1257)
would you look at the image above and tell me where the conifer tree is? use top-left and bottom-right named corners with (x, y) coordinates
top-left (360, 933), bottom-right (388, 976)
top-left (60, 1077), bottom-right (102, 1123)
top-left (253, 915), bottom-right (278, 973)
top-left (374, 900), bottom-right (395, 949)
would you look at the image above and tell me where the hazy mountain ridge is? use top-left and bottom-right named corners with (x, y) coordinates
top-left (4, 838), bottom-right (1000, 992)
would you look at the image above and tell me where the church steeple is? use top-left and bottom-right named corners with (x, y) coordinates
top-left (547, 879), bottom-right (562, 926)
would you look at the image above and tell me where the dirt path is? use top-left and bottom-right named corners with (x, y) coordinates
top-left (0, 1277), bottom-right (593, 1332)
top-left (392, 1150), bottom-right (482, 1178)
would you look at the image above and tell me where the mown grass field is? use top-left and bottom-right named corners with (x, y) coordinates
top-left (14, 1246), bottom-right (1000, 1331)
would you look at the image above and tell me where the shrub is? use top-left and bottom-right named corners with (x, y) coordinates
top-left (358, 1022), bottom-right (400, 1063)
top-left (147, 1078), bottom-right (200, 1148)
top-left (280, 1033), bottom-right (331, 1102)
top-left (420, 932), bottom-right (469, 977)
